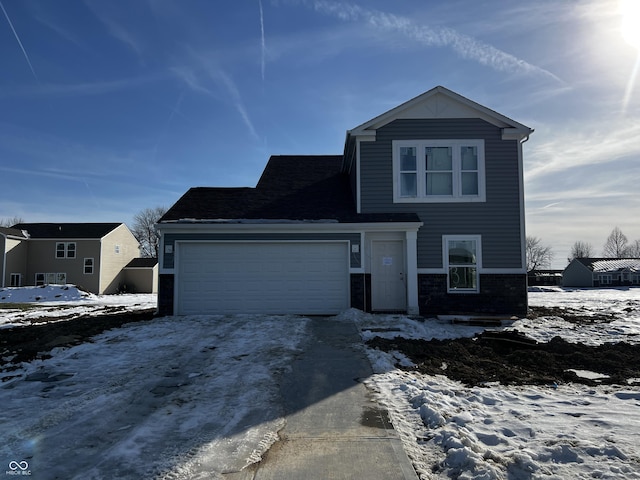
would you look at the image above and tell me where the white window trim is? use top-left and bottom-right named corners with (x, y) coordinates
top-left (55, 242), bottom-right (77, 259)
top-left (443, 235), bottom-right (482, 293)
top-left (392, 139), bottom-right (486, 203)
top-left (84, 257), bottom-right (94, 275)
top-left (35, 272), bottom-right (67, 285)
top-left (10, 273), bottom-right (22, 287)
top-left (598, 274), bottom-right (612, 285)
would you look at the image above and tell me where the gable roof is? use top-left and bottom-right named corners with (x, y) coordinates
top-left (160, 155), bottom-right (419, 224)
top-left (0, 227), bottom-right (29, 239)
top-left (572, 258), bottom-right (640, 272)
top-left (11, 223), bottom-right (124, 239)
top-left (348, 85), bottom-right (533, 140)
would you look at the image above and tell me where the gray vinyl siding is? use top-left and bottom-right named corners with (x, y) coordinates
top-left (162, 232), bottom-right (361, 269)
top-left (562, 261), bottom-right (593, 287)
top-left (360, 118), bottom-right (523, 269)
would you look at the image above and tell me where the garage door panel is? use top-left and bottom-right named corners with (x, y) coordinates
top-left (177, 242), bottom-right (349, 315)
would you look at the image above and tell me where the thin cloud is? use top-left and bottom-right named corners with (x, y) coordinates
top-left (85, 0), bottom-right (143, 57)
top-left (0, 0), bottom-right (38, 81)
top-left (30, 3), bottom-right (89, 51)
top-left (172, 51), bottom-right (260, 141)
top-left (0, 74), bottom-right (165, 99)
top-left (298, 0), bottom-right (563, 83)
top-left (526, 119), bottom-right (640, 182)
top-left (258, 0), bottom-right (266, 81)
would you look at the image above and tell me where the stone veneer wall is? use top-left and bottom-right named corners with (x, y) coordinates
top-left (350, 273), bottom-right (372, 312)
top-left (158, 274), bottom-right (174, 316)
top-left (418, 274), bottom-right (527, 317)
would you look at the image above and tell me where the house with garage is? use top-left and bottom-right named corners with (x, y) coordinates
top-left (157, 86), bottom-right (533, 317)
top-left (1, 223), bottom-right (156, 294)
top-left (563, 258), bottom-right (640, 287)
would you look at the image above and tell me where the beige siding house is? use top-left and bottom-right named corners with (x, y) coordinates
top-left (1, 223), bottom-right (155, 294)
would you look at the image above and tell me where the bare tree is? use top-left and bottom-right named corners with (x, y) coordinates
top-left (526, 236), bottom-right (554, 271)
top-left (131, 207), bottom-right (167, 258)
top-left (602, 227), bottom-right (629, 258)
top-left (0, 216), bottom-right (25, 227)
top-left (626, 239), bottom-right (640, 258)
top-left (567, 241), bottom-right (594, 263)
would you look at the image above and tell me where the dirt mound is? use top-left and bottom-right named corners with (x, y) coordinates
top-left (367, 330), bottom-right (640, 387)
top-left (0, 308), bottom-right (156, 375)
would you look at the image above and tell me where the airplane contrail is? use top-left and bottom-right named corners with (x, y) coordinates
top-left (0, 0), bottom-right (39, 81)
top-left (258, 0), bottom-right (266, 81)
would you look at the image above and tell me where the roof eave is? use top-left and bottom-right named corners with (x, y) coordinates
top-left (347, 85), bottom-right (533, 138)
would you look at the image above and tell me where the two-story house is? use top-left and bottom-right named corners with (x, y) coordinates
top-left (1, 223), bottom-right (156, 294)
top-left (156, 86), bottom-right (533, 317)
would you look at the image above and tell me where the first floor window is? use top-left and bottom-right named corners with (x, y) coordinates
top-left (598, 274), bottom-right (612, 285)
top-left (84, 258), bottom-right (94, 274)
top-left (445, 236), bottom-right (480, 292)
top-left (35, 272), bottom-right (67, 286)
top-left (10, 273), bottom-right (22, 287)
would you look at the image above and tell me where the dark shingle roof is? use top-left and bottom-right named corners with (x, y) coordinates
top-left (161, 156), bottom-right (420, 224)
top-left (11, 223), bottom-right (123, 239)
top-left (125, 258), bottom-right (158, 268)
top-left (0, 227), bottom-right (29, 239)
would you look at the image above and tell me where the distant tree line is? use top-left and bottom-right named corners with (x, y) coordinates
top-left (0, 217), bottom-right (24, 228)
top-left (527, 227), bottom-right (640, 272)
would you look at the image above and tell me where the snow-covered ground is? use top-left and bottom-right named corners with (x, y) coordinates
top-left (0, 285), bottom-right (157, 328)
top-left (352, 287), bottom-right (640, 479)
top-left (1, 287), bottom-right (639, 479)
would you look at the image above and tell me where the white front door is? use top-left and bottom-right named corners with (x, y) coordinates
top-left (371, 240), bottom-right (406, 311)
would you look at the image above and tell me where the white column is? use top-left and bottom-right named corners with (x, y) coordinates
top-left (406, 230), bottom-right (419, 315)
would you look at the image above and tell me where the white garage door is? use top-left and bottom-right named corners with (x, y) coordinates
top-left (176, 242), bottom-right (350, 315)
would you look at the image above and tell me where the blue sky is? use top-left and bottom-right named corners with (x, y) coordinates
top-left (1, 0), bottom-right (639, 267)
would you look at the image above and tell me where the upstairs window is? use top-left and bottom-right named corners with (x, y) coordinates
top-left (56, 242), bottom-right (76, 259)
top-left (393, 140), bottom-right (485, 203)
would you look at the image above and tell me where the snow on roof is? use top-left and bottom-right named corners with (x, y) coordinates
top-left (591, 258), bottom-right (640, 273)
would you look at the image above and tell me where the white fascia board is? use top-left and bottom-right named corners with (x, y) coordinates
top-left (348, 130), bottom-right (377, 141)
top-left (348, 86), bottom-right (533, 135)
top-left (502, 127), bottom-right (534, 141)
top-left (157, 221), bottom-right (423, 235)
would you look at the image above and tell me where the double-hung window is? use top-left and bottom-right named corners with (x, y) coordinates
top-left (84, 258), bottom-right (94, 274)
top-left (56, 242), bottom-right (76, 259)
top-left (393, 140), bottom-right (485, 202)
top-left (444, 236), bottom-right (481, 293)
top-left (598, 274), bottom-right (612, 285)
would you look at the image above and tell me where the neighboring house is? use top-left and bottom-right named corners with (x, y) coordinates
top-left (0, 227), bottom-right (29, 289)
top-left (157, 86), bottom-right (533, 317)
top-left (528, 270), bottom-right (563, 287)
top-left (120, 258), bottom-right (158, 294)
top-left (563, 258), bottom-right (640, 287)
top-left (0, 223), bottom-right (154, 294)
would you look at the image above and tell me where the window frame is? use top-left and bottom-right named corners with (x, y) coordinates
top-left (55, 242), bottom-right (77, 259)
top-left (35, 272), bottom-right (67, 286)
top-left (392, 139), bottom-right (486, 203)
top-left (598, 274), bottom-right (612, 285)
top-left (10, 273), bottom-right (22, 287)
top-left (84, 257), bottom-right (94, 275)
top-left (443, 235), bottom-right (481, 293)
